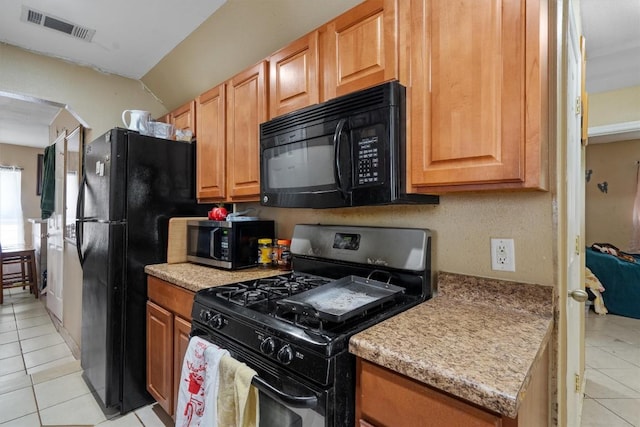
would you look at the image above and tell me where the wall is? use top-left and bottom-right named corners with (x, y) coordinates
top-left (247, 191), bottom-right (555, 286)
top-left (0, 143), bottom-right (44, 242)
top-left (144, 0), bottom-right (556, 287)
top-left (585, 138), bottom-right (640, 250)
top-left (588, 85), bottom-right (640, 127)
top-left (0, 43), bottom-right (166, 142)
top-left (142, 0), bottom-right (362, 110)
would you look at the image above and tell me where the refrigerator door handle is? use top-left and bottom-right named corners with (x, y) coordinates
top-left (75, 173), bottom-right (87, 265)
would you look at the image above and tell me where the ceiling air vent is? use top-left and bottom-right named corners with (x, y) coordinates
top-left (20, 6), bottom-right (95, 42)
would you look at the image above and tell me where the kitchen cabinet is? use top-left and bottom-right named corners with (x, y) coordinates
top-left (226, 61), bottom-right (267, 201)
top-left (146, 275), bottom-right (194, 417)
top-left (269, 31), bottom-right (320, 119)
top-left (170, 100), bottom-right (196, 138)
top-left (320, 0), bottom-right (398, 101)
top-left (355, 345), bottom-right (549, 427)
top-left (195, 61), bottom-right (266, 203)
top-left (146, 301), bottom-right (173, 414)
top-left (156, 114), bottom-right (170, 124)
top-left (405, 0), bottom-right (548, 192)
top-left (196, 84), bottom-right (226, 200)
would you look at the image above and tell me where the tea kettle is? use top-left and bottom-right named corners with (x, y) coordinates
top-left (122, 110), bottom-right (151, 133)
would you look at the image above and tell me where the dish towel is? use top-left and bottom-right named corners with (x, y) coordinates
top-left (175, 336), bottom-right (229, 427)
top-left (217, 355), bottom-right (259, 427)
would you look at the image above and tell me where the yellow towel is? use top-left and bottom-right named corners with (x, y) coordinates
top-left (218, 355), bottom-right (259, 427)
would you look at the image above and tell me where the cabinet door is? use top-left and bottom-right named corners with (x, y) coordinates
top-left (321, 0), bottom-right (398, 100)
top-left (269, 31), bottom-right (319, 119)
top-left (171, 100), bottom-right (196, 137)
top-left (196, 84), bottom-right (227, 200)
top-left (146, 301), bottom-right (174, 415)
top-left (356, 359), bottom-right (502, 427)
top-left (226, 61), bottom-right (267, 201)
top-left (408, 0), bottom-right (547, 191)
top-left (173, 316), bottom-right (192, 418)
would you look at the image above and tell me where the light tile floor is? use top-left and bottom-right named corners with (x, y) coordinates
top-left (581, 306), bottom-right (640, 426)
top-left (0, 287), bottom-right (173, 427)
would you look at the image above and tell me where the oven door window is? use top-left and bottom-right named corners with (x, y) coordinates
top-left (263, 137), bottom-right (341, 192)
top-left (259, 391), bottom-right (324, 427)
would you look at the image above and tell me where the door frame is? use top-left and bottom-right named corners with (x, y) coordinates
top-left (555, 0), bottom-right (587, 424)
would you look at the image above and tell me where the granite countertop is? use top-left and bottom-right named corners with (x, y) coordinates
top-left (349, 272), bottom-right (555, 418)
top-left (144, 262), bottom-right (286, 292)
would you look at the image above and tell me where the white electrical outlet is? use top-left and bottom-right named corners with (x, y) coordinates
top-left (491, 238), bottom-right (515, 272)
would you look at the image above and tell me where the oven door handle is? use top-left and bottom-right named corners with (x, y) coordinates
top-left (251, 375), bottom-right (318, 408)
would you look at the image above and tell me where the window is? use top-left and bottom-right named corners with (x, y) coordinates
top-left (0, 167), bottom-right (25, 249)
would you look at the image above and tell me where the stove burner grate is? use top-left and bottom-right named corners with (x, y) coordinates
top-left (212, 274), bottom-right (331, 308)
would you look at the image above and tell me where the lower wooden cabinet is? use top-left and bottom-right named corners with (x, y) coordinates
top-left (146, 301), bottom-right (173, 414)
top-left (356, 346), bottom-right (549, 427)
top-left (173, 315), bottom-right (192, 417)
top-left (146, 276), bottom-right (194, 417)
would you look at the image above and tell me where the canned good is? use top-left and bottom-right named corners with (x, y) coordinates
top-left (258, 238), bottom-right (272, 268)
top-left (275, 239), bottom-right (292, 270)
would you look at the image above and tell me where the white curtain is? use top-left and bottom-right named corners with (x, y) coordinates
top-left (0, 167), bottom-right (25, 249)
top-left (630, 163), bottom-right (640, 253)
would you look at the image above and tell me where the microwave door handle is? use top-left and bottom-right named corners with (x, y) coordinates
top-left (209, 228), bottom-right (222, 260)
top-left (333, 118), bottom-right (349, 198)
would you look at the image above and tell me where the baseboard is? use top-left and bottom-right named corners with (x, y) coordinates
top-left (46, 307), bottom-right (81, 360)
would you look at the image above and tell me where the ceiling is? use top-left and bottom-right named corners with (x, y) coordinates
top-left (0, 0), bottom-right (639, 149)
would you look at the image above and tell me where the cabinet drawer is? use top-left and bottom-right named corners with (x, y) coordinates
top-left (357, 359), bottom-right (501, 427)
top-left (147, 276), bottom-right (194, 320)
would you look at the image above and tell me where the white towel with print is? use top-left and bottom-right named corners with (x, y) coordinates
top-left (175, 336), bottom-right (229, 427)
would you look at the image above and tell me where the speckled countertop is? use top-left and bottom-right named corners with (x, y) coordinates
top-left (144, 262), bottom-right (286, 292)
top-left (349, 272), bottom-right (554, 418)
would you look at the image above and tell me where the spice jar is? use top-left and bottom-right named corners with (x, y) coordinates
top-left (274, 239), bottom-right (292, 270)
top-left (257, 238), bottom-right (272, 268)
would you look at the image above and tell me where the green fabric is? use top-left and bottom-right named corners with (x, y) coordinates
top-left (40, 145), bottom-right (56, 219)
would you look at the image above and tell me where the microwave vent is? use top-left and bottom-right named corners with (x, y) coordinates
top-left (20, 6), bottom-right (96, 42)
top-left (261, 82), bottom-right (399, 136)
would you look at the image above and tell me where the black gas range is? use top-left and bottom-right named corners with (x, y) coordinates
top-left (191, 224), bottom-right (432, 427)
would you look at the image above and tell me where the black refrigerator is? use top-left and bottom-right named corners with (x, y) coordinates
top-left (76, 128), bottom-right (206, 415)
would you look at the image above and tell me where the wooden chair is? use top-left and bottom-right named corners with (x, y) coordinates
top-left (0, 245), bottom-right (39, 305)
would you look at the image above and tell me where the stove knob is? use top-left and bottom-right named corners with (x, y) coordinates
top-left (260, 337), bottom-right (275, 356)
top-left (277, 344), bottom-right (294, 365)
top-left (209, 314), bottom-right (224, 329)
top-left (200, 309), bottom-right (212, 323)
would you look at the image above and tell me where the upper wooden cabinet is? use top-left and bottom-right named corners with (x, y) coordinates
top-left (170, 100), bottom-right (196, 137)
top-left (196, 84), bottom-right (226, 200)
top-left (226, 61), bottom-right (267, 201)
top-left (405, 0), bottom-right (548, 191)
top-left (269, 31), bottom-right (320, 119)
top-left (320, 0), bottom-right (398, 101)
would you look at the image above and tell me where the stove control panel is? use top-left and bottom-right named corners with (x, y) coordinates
top-left (192, 302), bottom-right (331, 385)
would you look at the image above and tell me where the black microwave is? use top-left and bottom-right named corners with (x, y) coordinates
top-left (259, 81), bottom-right (439, 209)
top-left (186, 220), bottom-right (274, 270)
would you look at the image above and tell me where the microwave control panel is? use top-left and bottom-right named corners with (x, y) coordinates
top-left (356, 136), bottom-right (383, 187)
top-left (218, 230), bottom-right (230, 261)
